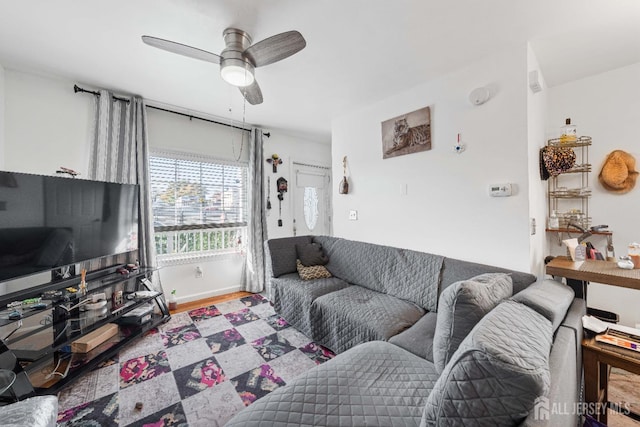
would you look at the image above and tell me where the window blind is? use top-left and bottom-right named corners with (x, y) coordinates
top-left (149, 155), bottom-right (247, 232)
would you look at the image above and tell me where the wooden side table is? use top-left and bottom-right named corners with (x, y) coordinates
top-left (545, 257), bottom-right (640, 291)
top-left (583, 337), bottom-right (640, 423)
top-left (547, 258), bottom-right (640, 422)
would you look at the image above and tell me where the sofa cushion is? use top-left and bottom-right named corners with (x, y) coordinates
top-left (313, 236), bottom-right (443, 312)
top-left (389, 311), bottom-right (438, 361)
top-left (271, 275), bottom-right (350, 337)
top-left (433, 273), bottom-right (512, 373)
top-left (311, 285), bottom-right (425, 353)
top-left (511, 279), bottom-right (574, 331)
top-left (422, 300), bottom-right (552, 427)
top-left (1, 395), bottom-right (58, 427)
top-left (296, 242), bottom-right (329, 266)
top-left (440, 257), bottom-right (536, 295)
top-left (296, 259), bottom-right (332, 281)
top-left (225, 341), bottom-right (440, 427)
top-left (267, 236), bottom-right (314, 277)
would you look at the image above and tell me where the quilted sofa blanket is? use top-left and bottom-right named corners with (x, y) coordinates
top-left (265, 235), bottom-right (536, 354)
top-left (226, 279), bottom-right (586, 426)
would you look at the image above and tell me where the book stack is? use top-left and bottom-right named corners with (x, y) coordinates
top-left (596, 326), bottom-right (640, 353)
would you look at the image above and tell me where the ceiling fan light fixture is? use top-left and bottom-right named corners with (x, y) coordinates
top-left (220, 59), bottom-right (255, 87)
top-left (142, 27), bottom-right (305, 104)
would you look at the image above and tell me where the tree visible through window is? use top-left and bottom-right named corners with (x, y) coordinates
top-left (149, 153), bottom-right (247, 259)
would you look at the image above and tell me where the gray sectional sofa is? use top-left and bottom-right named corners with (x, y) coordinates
top-left (226, 236), bottom-right (585, 426)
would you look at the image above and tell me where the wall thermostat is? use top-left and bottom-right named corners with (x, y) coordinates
top-left (488, 183), bottom-right (512, 197)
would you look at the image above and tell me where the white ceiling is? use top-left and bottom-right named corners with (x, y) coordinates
top-left (1, 0), bottom-right (639, 142)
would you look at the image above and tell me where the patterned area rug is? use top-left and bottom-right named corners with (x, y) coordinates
top-left (56, 294), bottom-right (335, 426)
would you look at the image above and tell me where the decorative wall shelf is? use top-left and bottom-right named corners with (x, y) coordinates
top-left (547, 136), bottom-right (592, 231)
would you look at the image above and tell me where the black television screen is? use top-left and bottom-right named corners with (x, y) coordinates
top-left (0, 171), bottom-right (139, 284)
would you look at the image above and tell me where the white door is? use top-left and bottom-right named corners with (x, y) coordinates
top-left (292, 163), bottom-right (331, 236)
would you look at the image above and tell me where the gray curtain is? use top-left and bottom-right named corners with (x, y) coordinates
top-left (242, 128), bottom-right (268, 292)
top-left (88, 90), bottom-right (156, 270)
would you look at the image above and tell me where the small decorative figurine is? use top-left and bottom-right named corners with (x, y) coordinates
top-left (266, 154), bottom-right (283, 173)
top-left (56, 166), bottom-right (80, 178)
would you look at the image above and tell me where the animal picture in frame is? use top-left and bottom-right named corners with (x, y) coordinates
top-left (381, 106), bottom-right (431, 159)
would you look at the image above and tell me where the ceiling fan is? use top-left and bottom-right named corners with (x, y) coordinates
top-left (142, 28), bottom-right (306, 105)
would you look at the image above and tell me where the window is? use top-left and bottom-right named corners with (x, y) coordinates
top-left (149, 152), bottom-right (247, 260)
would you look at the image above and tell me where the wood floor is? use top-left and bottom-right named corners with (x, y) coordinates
top-left (168, 291), bottom-right (252, 315)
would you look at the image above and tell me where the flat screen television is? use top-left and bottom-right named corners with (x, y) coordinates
top-left (0, 171), bottom-right (139, 292)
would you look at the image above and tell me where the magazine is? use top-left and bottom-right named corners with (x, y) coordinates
top-left (595, 327), bottom-right (640, 353)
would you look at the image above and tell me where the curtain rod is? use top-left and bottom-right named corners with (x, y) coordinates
top-left (73, 84), bottom-right (269, 137)
top-left (74, 84), bottom-right (130, 103)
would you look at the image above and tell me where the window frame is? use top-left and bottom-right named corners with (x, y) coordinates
top-left (149, 149), bottom-right (248, 262)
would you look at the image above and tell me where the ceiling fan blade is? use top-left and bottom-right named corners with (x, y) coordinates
top-left (141, 35), bottom-right (221, 64)
top-left (239, 80), bottom-right (263, 105)
top-left (244, 31), bottom-right (306, 67)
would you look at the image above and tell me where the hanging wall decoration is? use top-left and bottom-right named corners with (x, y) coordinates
top-left (266, 176), bottom-right (272, 210)
top-left (266, 154), bottom-right (283, 173)
top-left (381, 106), bottom-right (431, 159)
top-left (598, 150), bottom-right (638, 194)
top-left (276, 177), bottom-right (288, 227)
top-left (339, 156), bottom-right (349, 194)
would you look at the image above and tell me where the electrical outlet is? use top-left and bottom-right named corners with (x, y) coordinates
top-left (349, 210), bottom-right (358, 220)
top-left (530, 218), bottom-right (536, 235)
top-left (195, 266), bottom-right (203, 278)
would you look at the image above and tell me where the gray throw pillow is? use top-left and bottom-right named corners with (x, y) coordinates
top-left (267, 236), bottom-right (313, 277)
top-left (296, 242), bottom-right (329, 267)
top-left (433, 272), bottom-right (512, 373)
top-left (423, 300), bottom-right (552, 426)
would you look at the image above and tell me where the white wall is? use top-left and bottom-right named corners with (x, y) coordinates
top-left (4, 70), bottom-right (92, 176)
top-left (331, 45), bottom-right (533, 272)
top-left (145, 107), bottom-right (249, 302)
top-left (2, 71), bottom-right (331, 304)
top-left (262, 131), bottom-right (332, 239)
top-left (526, 45), bottom-right (550, 278)
top-left (146, 106), bottom-right (250, 163)
top-left (547, 61), bottom-right (640, 327)
top-left (0, 63), bottom-right (5, 169)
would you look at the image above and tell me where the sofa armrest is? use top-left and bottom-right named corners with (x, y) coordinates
top-left (519, 298), bottom-right (586, 427)
top-left (388, 312), bottom-right (437, 361)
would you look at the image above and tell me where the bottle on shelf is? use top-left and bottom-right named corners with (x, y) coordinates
top-left (548, 210), bottom-right (560, 229)
top-left (168, 289), bottom-right (178, 311)
top-left (560, 118), bottom-right (577, 144)
top-left (628, 243), bottom-right (640, 269)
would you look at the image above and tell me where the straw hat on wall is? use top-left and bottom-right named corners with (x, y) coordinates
top-left (598, 150), bottom-right (638, 194)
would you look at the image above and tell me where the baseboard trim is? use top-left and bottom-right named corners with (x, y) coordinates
top-left (176, 285), bottom-right (242, 304)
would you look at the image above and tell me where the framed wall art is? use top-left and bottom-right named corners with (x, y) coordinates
top-left (381, 106), bottom-right (431, 159)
